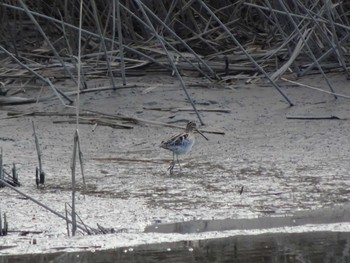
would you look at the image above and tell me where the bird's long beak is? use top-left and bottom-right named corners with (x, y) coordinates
top-left (196, 129), bottom-right (209, 141)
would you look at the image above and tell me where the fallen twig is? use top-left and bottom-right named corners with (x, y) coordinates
top-left (92, 157), bottom-right (165, 163)
top-left (143, 106), bottom-right (231, 113)
top-left (286, 115), bottom-right (342, 120)
top-left (281, 77), bottom-right (350, 99)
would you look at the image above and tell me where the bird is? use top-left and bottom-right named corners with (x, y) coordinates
top-left (160, 121), bottom-right (208, 174)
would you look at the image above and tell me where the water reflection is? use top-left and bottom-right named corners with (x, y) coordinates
top-left (2, 231), bottom-right (350, 263)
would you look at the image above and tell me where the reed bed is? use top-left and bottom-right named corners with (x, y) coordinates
top-left (0, 1), bottom-right (348, 97)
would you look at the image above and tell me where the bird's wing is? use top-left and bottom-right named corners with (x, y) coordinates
top-left (160, 132), bottom-right (188, 148)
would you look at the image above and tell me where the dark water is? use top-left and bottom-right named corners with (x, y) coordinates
top-left (145, 204), bottom-right (350, 234)
top-left (1, 231), bottom-right (350, 263)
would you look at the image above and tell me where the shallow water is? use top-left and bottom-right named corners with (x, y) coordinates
top-left (2, 231), bottom-right (350, 263)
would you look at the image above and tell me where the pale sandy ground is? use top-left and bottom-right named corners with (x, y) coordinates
top-left (1, 72), bottom-right (350, 255)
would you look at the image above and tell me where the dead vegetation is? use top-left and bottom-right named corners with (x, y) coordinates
top-left (0, 0), bottom-right (349, 109)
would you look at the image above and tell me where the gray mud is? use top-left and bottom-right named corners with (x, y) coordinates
top-left (1, 73), bottom-right (350, 253)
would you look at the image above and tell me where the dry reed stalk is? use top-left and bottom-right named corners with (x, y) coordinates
top-left (90, 0), bottom-right (117, 90)
top-left (198, 0), bottom-right (294, 106)
top-left (134, 0), bottom-right (205, 124)
top-left (276, 0), bottom-right (337, 98)
top-left (0, 0), bottom-right (349, 108)
top-left (18, 0), bottom-right (77, 85)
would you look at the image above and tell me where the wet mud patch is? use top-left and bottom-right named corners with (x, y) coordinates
top-left (2, 75), bottom-right (350, 255)
top-left (60, 156), bottom-right (350, 218)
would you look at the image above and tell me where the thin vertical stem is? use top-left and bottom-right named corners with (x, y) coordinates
top-left (0, 208), bottom-right (2, 236)
top-left (32, 121), bottom-right (43, 177)
top-left (71, 131), bottom-right (78, 236)
top-left (197, 0), bottom-right (294, 106)
top-left (111, 0), bottom-right (116, 50)
top-left (116, 0), bottom-right (126, 85)
top-left (65, 203), bottom-right (71, 236)
top-left (0, 45), bottom-right (71, 105)
top-left (76, 0), bottom-right (83, 128)
top-left (18, 0), bottom-right (77, 85)
top-left (0, 148), bottom-right (3, 188)
top-left (90, 0), bottom-right (117, 90)
top-left (277, 0), bottom-right (337, 99)
top-left (133, 0), bottom-right (205, 124)
top-left (324, 0), bottom-right (349, 76)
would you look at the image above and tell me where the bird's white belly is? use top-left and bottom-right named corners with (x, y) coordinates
top-left (169, 140), bottom-right (194, 154)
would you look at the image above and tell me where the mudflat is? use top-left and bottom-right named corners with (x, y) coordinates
top-left (1, 72), bottom-right (350, 254)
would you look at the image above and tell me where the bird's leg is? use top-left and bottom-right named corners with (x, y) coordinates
top-left (167, 152), bottom-right (175, 174)
top-left (176, 154), bottom-right (182, 171)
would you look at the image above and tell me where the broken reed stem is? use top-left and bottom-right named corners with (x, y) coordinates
top-left (65, 203), bottom-right (93, 234)
top-left (299, 34), bottom-right (349, 77)
top-left (197, 0), bottom-right (294, 107)
top-left (270, 29), bottom-right (311, 81)
top-left (0, 177), bottom-right (91, 234)
top-left (0, 2), bottom-right (167, 71)
top-left (276, 0), bottom-right (337, 99)
top-left (0, 208), bottom-right (6, 236)
top-left (134, 0), bottom-right (205, 125)
top-left (264, 0), bottom-right (302, 76)
top-left (243, 1), bottom-right (349, 30)
top-left (116, 0), bottom-right (126, 85)
top-left (68, 0), bottom-right (84, 237)
top-left (281, 77), bottom-right (350, 99)
top-left (71, 127), bottom-right (78, 236)
top-left (0, 45), bottom-right (71, 105)
top-left (65, 203), bottom-right (70, 237)
top-left (12, 163), bottom-right (18, 186)
top-left (137, 1), bottom-right (218, 79)
top-left (70, 130), bottom-right (85, 236)
top-left (6, 109), bottom-right (225, 135)
top-left (119, 2), bottom-right (211, 78)
top-left (111, 0), bottom-right (116, 50)
top-left (90, 0), bottom-right (117, 90)
top-left (18, 0), bottom-right (77, 86)
top-left (324, 1), bottom-right (349, 76)
top-left (32, 120), bottom-right (44, 184)
top-left (0, 148), bottom-right (3, 188)
top-left (77, 134), bottom-right (86, 189)
top-left (76, 0), bottom-right (83, 127)
top-left (77, 0), bottom-right (86, 192)
top-left (0, 208), bottom-right (2, 236)
top-left (3, 213), bottom-right (7, 236)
